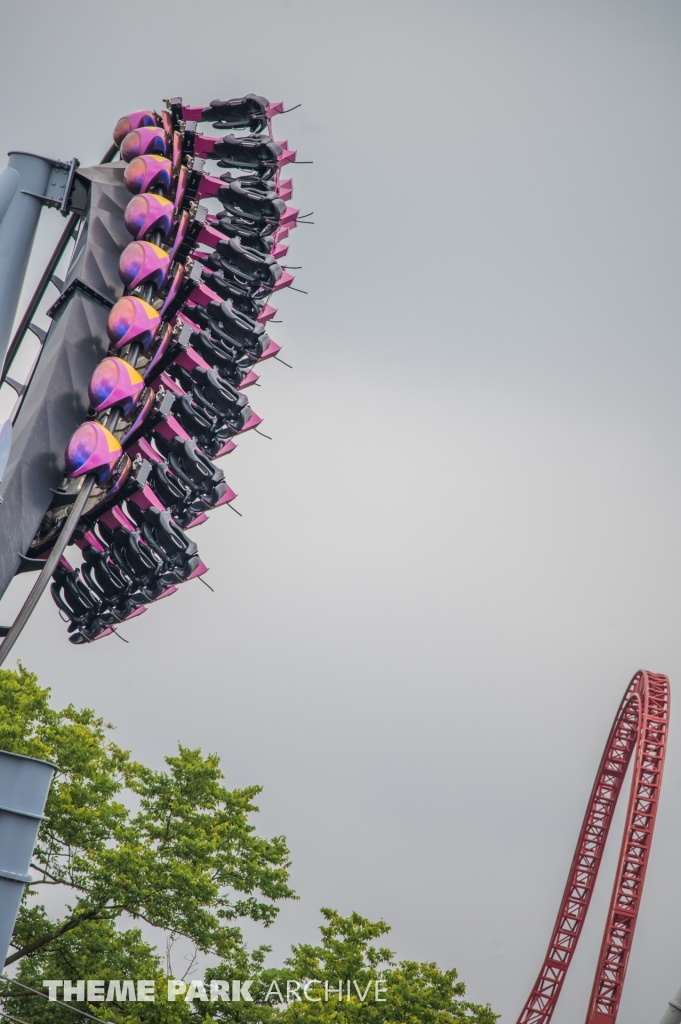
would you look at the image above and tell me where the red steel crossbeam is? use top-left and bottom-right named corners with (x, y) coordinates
top-left (516, 670), bottom-right (670, 1024)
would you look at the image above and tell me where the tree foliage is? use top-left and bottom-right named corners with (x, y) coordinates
top-left (0, 668), bottom-right (496, 1024)
top-left (202, 908), bottom-right (498, 1024)
top-left (5, 920), bottom-right (180, 1024)
top-left (0, 666), bottom-right (293, 966)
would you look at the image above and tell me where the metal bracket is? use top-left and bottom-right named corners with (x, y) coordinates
top-left (28, 324), bottom-right (47, 344)
top-left (45, 277), bottom-right (115, 319)
top-left (20, 157), bottom-right (81, 216)
top-left (4, 377), bottom-right (25, 396)
top-left (66, 173), bottom-right (90, 217)
top-left (48, 484), bottom-right (79, 509)
top-left (15, 554), bottom-right (48, 576)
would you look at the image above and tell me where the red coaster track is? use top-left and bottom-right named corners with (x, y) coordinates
top-left (516, 670), bottom-right (670, 1024)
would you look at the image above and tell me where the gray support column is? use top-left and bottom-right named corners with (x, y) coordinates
top-left (0, 162), bottom-right (130, 602)
top-left (658, 988), bottom-right (681, 1024)
top-left (0, 750), bottom-right (55, 966)
top-left (0, 152), bottom-right (55, 370)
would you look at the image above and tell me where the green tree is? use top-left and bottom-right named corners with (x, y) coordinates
top-left (5, 920), bottom-right (187, 1024)
top-left (0, 668), bottom-right (496, 1024)
top-left (201, 909), bottom-right (497, 1024)
top-left (0, 663), bottom-right (292, 1023)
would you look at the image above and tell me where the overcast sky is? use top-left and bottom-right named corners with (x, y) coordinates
top-left (0, 1), bottom-right (681, 1021)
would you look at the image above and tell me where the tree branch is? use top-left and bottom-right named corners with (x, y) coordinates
top-left (4, 909), bottom-right (103, 965)
top-left (29, 863), bottom-right (64, 885)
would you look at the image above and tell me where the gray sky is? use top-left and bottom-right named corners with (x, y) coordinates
top-left (1, 1), bottom-right (681, 1021)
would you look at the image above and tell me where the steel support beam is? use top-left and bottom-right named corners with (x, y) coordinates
top-left (0, 153), bottom-right (57, 370)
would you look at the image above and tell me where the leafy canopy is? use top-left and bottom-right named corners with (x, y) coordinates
top-left (0, 667), bottom-right (497, 1024)
top-left (0, 666), bottom-right (294, 966)
top-left (206, 908), bottom-right (498, 1024)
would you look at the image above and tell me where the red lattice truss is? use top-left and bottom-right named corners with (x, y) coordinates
top-left (516, 670), bottom-right (670, 1024)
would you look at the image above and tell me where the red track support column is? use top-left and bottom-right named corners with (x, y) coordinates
top-left (516, 670), bottom-right (670, 1024)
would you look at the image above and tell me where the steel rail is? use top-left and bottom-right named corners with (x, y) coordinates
top-left (0, 477), bottom-right (94, 664)
top-left (0, 212), bottom-right (80, 384)
top-left (515, 670), bottom-right (670, 1024)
